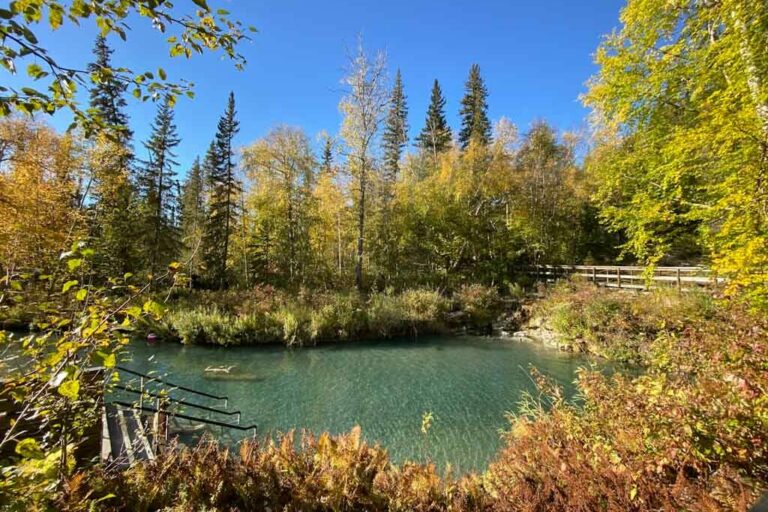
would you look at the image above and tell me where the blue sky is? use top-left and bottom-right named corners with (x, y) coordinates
top-left (11, 0), bottom-right (625, 173)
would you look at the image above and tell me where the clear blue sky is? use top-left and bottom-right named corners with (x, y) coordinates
top-left (13, 0), bottom-right (626, 173)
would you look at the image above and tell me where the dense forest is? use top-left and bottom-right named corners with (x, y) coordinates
top-left (4, 1), bottom-right (767, 306)
top-left (1, 0), bottom-right (767, 510)
top-left (1, 37), bottom-right (620, 295)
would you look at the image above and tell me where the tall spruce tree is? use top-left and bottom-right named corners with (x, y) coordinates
top-left (87, 35), bottom-right (138, 276)
top-left (203, 92), bottom-right (241, 288)
top-left (458, 64), bottom-right (491, 149)
top-left (137, 95), bottom-right (181, 275)
top-left (88, 35), bottom-right (132, 142)
top-left (382, 69), bottom-right (409, 189)
top-left (180, 157), bottom-right (206, 276)
top-left (416, 79), bottom-right (452, 156)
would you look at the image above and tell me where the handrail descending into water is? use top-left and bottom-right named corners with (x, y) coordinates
top-left (110, 400), bottom-right (257, 435)
top-left (113, 385), bottom-right (242, 424)
top-left (116, 365), bottom-right (228, 404)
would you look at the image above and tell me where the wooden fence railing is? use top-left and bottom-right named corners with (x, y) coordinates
top-left (522, 265), bottom-right (725, 291)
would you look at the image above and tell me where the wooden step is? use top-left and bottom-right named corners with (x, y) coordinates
top-left (102, 402), bottom-right (155, 469)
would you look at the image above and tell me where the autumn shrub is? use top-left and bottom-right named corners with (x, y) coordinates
top-left (532, 279), bottom-right (716, 364)
top-left (169, 307), bottom-right (282, 346)
top-left (171, 285), bottom-right (285, 316)
top-left (60, 429), bottom-right (487, 512)
top-left (453, 284), bottom-right (502, 329)
top-left (487, 302), bottom-right (768, 511)
top-left (400, 288), bottom-right (450, 327)
top-left (307, 293), bottom-right (366, 342)
top-left (273, 304), bottom-right (312, 346)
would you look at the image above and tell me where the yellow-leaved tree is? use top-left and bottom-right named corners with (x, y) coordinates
top-left (0, 118), bottom-right (85, 271)
top-left (584, 0), bottom-right (768, 306)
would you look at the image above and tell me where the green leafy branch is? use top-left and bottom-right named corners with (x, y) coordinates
top-left (0, 0), bottom-right (256, 133)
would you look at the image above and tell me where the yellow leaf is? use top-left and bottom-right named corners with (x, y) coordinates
top-left (58, 379), bottom-right (80, 400)
top-left (15, 438), bottom-right (44, 459)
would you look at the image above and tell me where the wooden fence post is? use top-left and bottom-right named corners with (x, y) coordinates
top-left (676, 268), bottom-right (682, 292)
top-left (592, 267), bottom-right (596, 284)
top-left (617, 267), bottom-right (622, 289)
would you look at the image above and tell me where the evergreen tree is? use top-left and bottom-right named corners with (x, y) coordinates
top-left (416, 79), bottom-right (452, 156)
top-left (87, 35), bottom-right (132, 142)
top-left (382, 69), bottom-right (409, 188)
top-left (203, 92), bottom-right (241, 288)
top-left (321, 135), bottom-right (334, 175)
top-left (137, 96), bottom-right (181, 275)
top-left (458, 64), bottom-right (491, 149)
top-left (87, 35), bottom-right (138, 276)
top-left (180, 157), bottom-right (206, 276)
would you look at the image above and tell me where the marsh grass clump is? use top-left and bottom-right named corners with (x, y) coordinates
top-left (453, 284), bottom-right (502, 330)
top-left (165, 288), bottom-right (460, 347)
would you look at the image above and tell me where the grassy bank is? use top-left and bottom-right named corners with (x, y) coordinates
top-left (48, 286), bottom-right (767, 511)
top-left (154, 284), bottom-right (503, 347)
top-left (525, 279), bottom-right (717, 364)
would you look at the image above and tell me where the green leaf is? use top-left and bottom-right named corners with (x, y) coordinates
top-left (93, 494), bottom-right (117, 504)
top-left (192, 0), bottom-right (210, 10)
top-left (67, 258), bottom-right (83, 271)
top-left (58, 379), bottom-right (80, 400)
top-left (62, 280), bottom-right (78, 293)
top-left (125, 306), bottom-right (142, 319)
top-left (75, 288), bottom-right (87, 301)
top-left (158, 67), bottom-right (167, 80)
top-left (15, 438), bottom-right (44, 459)
top-left (26, 63), bottom-right (47, 79)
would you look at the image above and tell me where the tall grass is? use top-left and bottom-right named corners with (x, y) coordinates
top-left (165, 288), bottom-right (461, 347)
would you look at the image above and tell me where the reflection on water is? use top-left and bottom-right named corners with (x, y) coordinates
top-left (121, 336), bottom-right (608, 472)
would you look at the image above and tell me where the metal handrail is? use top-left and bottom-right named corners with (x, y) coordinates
top-left (111, 400), bottom-right (257, 434)
top-left (116, 365), bottom-right (228, 404)
top-left (113, 385), bottom-right (241, 423)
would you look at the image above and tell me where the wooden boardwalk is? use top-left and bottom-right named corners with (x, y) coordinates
top-left (524, 265), bottom-right (724, 291)
top-left (102, 402), bottom-right (155, 469)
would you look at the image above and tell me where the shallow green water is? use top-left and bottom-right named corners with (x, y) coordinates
top-left (121, 336), bottom-right (605, 472)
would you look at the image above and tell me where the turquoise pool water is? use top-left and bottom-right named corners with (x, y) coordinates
top-left (121, 336), bottom-right (604, 472)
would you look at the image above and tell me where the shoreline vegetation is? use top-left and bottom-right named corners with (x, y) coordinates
top-left (153, 284), bottom-right (504, 347)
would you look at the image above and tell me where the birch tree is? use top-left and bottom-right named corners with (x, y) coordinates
top-left (584, 0), bottom-right (768, 305)
top-left (242, 126), bottom-right (315, 285)
top-left (339, 41), bottom-right (389, 292)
